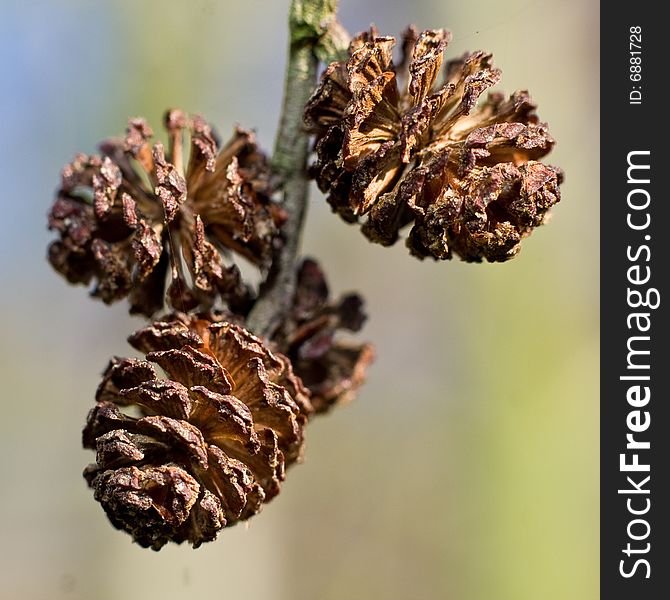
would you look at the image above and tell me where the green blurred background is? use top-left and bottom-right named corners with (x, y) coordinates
top-left (0, 0), bottom-right (598, 598)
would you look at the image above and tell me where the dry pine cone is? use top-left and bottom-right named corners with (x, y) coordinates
top-left (48, 110), bottom-right (284, 317)
top-left (83, 314), bottom-right (312, 549)
top-left (277, 258), bottom-right (374, 413)
top-left (305, 26), bottom-right (563, 262)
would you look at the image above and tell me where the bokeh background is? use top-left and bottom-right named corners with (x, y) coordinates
top-left (0, 0), bottom-right (598, 598)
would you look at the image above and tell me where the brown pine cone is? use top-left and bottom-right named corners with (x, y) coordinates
top-left (83, 314), bottom-right (312, 550)
top-left (304, 26), bottom-right (563, 262)
top-left (48, 110), bottom-right (285, 317)
top-left (276, 258), bottom-right (374, 413)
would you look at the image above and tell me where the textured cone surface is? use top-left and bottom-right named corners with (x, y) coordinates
top-left (83, 314), bottom-right (312, 549)
top-left (304, 26), bottom-right (563, 262)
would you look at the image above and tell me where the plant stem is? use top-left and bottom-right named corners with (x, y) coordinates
top-left (247, 0), bottom-right (342, 338)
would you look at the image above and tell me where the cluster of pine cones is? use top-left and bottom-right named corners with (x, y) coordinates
top-left (47, 26), bottom-right (560, 550)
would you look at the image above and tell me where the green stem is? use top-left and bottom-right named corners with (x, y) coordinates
top-left (247, 0), bottom-right (344, 337)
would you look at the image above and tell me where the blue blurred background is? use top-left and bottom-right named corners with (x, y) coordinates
top-left (0, 1), bottom-right (598, 598)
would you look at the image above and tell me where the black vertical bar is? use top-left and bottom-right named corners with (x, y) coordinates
top-left (601, 2), bottom-right (669, 598)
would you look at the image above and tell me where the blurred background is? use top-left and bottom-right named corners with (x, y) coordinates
top-left (0, 0), bottom-right (598, 599)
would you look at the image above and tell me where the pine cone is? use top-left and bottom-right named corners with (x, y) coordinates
top-left (83, 314), bottom-right (312, 549)
top-left (48, 110), bottom-right (285, 317)
top-left (304, 26), bottom-right (563, 262)
top-left (276, 259), bottom-right (374, 413)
